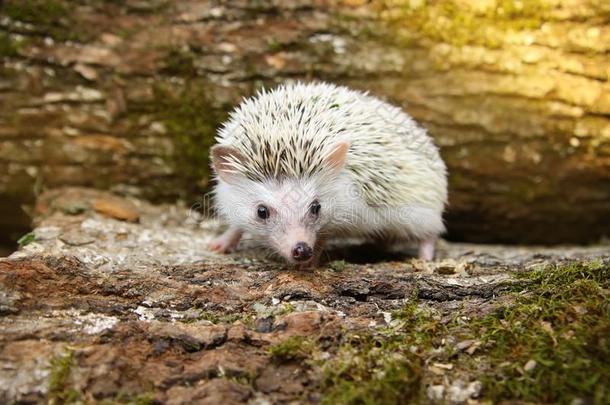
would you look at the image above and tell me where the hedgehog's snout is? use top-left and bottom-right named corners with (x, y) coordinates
top-left (292, 242), bottom-right (313, 262)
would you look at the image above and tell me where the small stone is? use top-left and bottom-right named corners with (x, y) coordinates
top-left (456, 339), bottom-right (475, 351)
top-left (74, 64), bottom-right (98, 81)
top-left (447, 379), bottom-right (481, 403)
top-left (93, 197), bottom-right (139, 223)
top-left (524, 359), bottom-right (537, 372)
top-left (255, 316), bottom-right (274, 333)
top-left (217, 42), bottom-right (237, 53)
top-left (469, 381), bottom-right (483, 398)
top-left (436, 264), bottom-right (456, 275)
top-left (59, 230), bottom-right (96, 246)
top-left (428, 365), bottom-right (446, 375)
top-left (427, 385), bottom-right (445, 401)
top-left (147, 321), bottom-right (227, 351)
top-left (466, 341), bottom-right (482, 355)
top-left (0, 285), bottom-right (21, 315)
top-left (265, 53), bottom-right (287, 69)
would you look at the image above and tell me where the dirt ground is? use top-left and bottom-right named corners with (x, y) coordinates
top-left (1, 188), bottom-right (608, 404)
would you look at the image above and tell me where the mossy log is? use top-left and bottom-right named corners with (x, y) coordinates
top-left (1, 187), bottom-right (608, 403)
top-left (0, 0), bottom-right (609, 244)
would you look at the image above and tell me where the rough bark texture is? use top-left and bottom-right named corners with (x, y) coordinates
top-left (1, 187), bottom-right (608, 404)
top-left (1, 0), bottom-right (609, 245)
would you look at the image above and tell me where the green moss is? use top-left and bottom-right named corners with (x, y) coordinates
top-left (377, 0), bottom-right (550, 48)
top-left (48, 349), bottom-right (155, 404)
top-left (3, 0), bottom-right (92, 42)
top-left (258, 261), bottom-right (608, 404)
top-left (151, 84), bottom-right (227, 195)
top-left (268, 336), bottom-right (317, 363)
top-left (320, 293), bottom-right (445, 404)
top-left (162, 48), bottom-right (198, 77)
top-left (276, 302), bottom-right (295, 316)
top-left (266, 36), bottom-right (286, 52)
top-left (194, 310), bottom-right (240, 324)
top-left (469, 261), bottom-right (610, 404)
top-left (328, 260), bottom-right (347, 272)
top-left (48, 350), bottom-right (80, 405)
top-left (0, 32), bottom-right (21, 57)
top-left (4, 0), bottom-right (66, 25)
top-left (320, 331), bottom-right (427, 404)
top-left (186, 309), bottom-right (255, 328)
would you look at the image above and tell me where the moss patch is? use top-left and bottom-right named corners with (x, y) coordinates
top-left (191, 310), bottom-right (250, 325)
top-left (4, 0), bottom-right (66, 25)
top-left (0, 32), bottom-right (21, 57)
top-left (48, 349), bottom-right (155, 404)
top-left (320, 336), bottom-right (423, 404)
top-left (3, 0), bottom-right (92, 42)
top-left (47, 350), bottom-right (79, 405)
top-left (318, 293), bottom-right (445, 404)
top-left (328, 260), bottom-right (348, 272)
top-left (470, 261), bottom-right (610, 403)
top-left (259, 261), bottom-right (609, 403)
top-left (161, 48), bottom-right (198, 77)
top-left (374, 0), bottom-right (551, 48)
top-left (150, 83), bottom-right (227, 196)
top-left (268, 336), bottom-right (317, 363)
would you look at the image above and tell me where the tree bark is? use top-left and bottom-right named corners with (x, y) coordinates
top-left (0, 0), bottom-right (609, 244)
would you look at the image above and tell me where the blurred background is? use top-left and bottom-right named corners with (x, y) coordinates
top-left (0, 0), bottom-right (609, 255)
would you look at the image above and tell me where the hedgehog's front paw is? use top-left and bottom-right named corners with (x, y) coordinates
top-left (208, 226), bottom-right (243, 253)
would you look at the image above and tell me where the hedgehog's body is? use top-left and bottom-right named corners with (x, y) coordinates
top-left (210, 82), bottom-right (447, 265)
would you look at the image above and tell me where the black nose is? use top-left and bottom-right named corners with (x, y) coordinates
top-left (292, 242), bottom-right (313, 262)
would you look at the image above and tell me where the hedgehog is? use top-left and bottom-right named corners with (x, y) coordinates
top-left (208, 82), bottom-right (447, 266)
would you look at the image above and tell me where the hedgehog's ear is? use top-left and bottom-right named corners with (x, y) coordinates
top-left (325, 141), bottom-right (350, 176)
top-left (211, 145), bottom-right (245, 183)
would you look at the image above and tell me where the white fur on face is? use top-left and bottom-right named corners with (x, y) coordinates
top-left (214, 175), bottom-right (331, 263)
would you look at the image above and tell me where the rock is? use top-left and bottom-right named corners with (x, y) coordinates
top-left (0, 285), bottom-right (20, 315)
top-left (455, 339), bottom-right (481, 354)
top-left (93, 197), bottom-right (139, 223)
top-left (447, 380), bottom-right (482, 403)
top-left (59, 230), bottom-right (96, 246)
top-left (147, 321), bottom-right (227, 351)
top-left (427, 384), bottom-right (445, 401)
top-left (524, 359), bottom-right (537, 372)
top-left (435, 262), bottom-right (457, 275)
top-left (73, 64), bottom-right (99, 81)
top-left (273, 311), bottom-right (326, 338)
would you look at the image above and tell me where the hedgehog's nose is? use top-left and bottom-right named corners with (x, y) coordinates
top-left (292, 242), bottom-right (313, 262)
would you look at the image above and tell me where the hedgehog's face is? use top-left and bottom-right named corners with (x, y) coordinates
top-left (215, 175), bottom-right (332, 265)
top-left (212, 142), bottom-right (349, 266)
top-left (250, 178), bottom-right (326, 264)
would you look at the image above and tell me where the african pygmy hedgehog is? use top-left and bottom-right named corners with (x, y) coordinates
top-left (209, 82), bottom-right (447, 267)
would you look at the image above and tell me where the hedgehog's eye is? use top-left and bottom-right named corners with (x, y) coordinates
top-left (309, 200), bottom-right (321, 216)
top-left (257, 205), bottom-right (270, 220)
